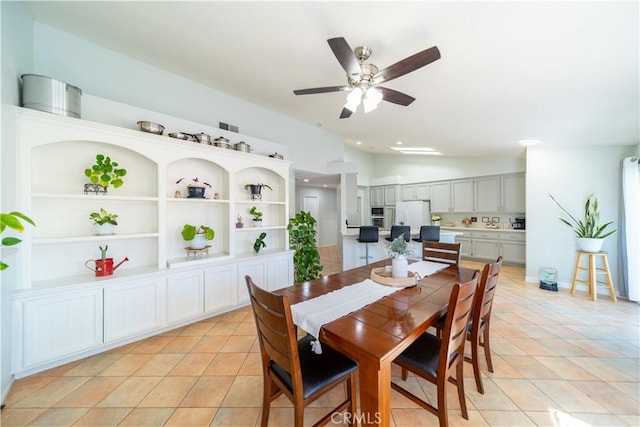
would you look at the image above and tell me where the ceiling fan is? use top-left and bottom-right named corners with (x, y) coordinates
top-left (293, 37), bottom-right (440, 119)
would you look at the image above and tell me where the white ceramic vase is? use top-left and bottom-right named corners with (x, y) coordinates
top-left (392, 255), bottom-right (409, 278)
top-left (96, 223), bottom-right (116, 235)
top-left (576, 237), bottom-right (604, 253)
top-left (187, 234), bottom-right (207, 250)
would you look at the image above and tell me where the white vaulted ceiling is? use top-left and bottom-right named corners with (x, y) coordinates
top-left (24, 1), bottom-right (639, 158)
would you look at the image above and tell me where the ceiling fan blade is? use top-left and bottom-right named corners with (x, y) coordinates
top-left (328, 37), bottom-right (361, 77)
top-left (293, 86), bottom-right (349, 95)
top-left (378, 87), bottom-right (416, 106)
top-left (374, 46), bottom-right (441, 84)
top-left (339, 108), bottom-right (353, 119)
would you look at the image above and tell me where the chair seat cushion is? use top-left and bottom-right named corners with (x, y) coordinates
top-left (271, 335), bottom-right (357, 399)
top-left (395, 332), bottom-right (443, 378)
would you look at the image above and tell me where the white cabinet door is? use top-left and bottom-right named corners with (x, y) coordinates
top-left (267, 254), bottom-right (294, 291)
top-left (500, 241), bottom-right (526, 264)
top-left (401, 185), bottom-right (416, 201)
top-left (472, 239), bottom-right (500, 261)
top-left (415, 183), bottom-right (430, 201)
top-left (166, 271), bottom-right (204, 324)
top-left (384, 207), bottom-right (395, 230)
top-left (502, 174), bottom-right (525, 212)
top-left (370, 187), bottom-right (384, 206)
top-left (451, 179), bottom-right (474, 212)
top-left (475, 176), bottom-right (501, 212)
top-left (238, 259), bottom-right (267, 304)
top-left (104, 279), bottom-right (162, 343)
top-left (384, 186), bottom-right (397, 206)
top-left (18, 288), bottom-right (103, 369)
top-left (430, 182), bottom-right (451, 213)
top-left (204, 264), bottom-right (238, 313)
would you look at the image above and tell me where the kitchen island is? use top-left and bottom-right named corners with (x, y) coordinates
top-left (341, 228), bottom-right (463, 270)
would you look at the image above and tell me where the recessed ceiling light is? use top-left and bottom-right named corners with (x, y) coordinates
top-left (322, 184), bottom-right (327, 187)
top-left (519, 139), bottom-right (541, 146)
top-left (303, 179), bottom-right (309, 182)
top-left (389, 146), bottom-right (442, 155)
top-left (396, 141), bottom-right (403, 145)
top-left (355, 141), bottom-right (362, 145)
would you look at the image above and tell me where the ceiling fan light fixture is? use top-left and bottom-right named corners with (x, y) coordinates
top-left (344, 87), bottom-right (363, 112)
top-left (363, 87), bottom-right (383, 113)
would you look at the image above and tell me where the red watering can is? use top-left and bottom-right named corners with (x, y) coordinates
top-left (85, 257), bottom-right (129, 277)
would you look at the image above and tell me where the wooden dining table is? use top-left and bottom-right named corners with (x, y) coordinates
top-left (275, 260), bottom-right (477, 426)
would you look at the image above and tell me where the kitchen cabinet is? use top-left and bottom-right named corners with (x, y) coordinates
top-left (446, 228), bottom-right (525, 265)
top-left (204, 264), bottom-right (237, 313)
top-left (475, 176), bottom-right (501, 212)
top-left (104, 278), bottom-right (162, 343)
top-left (384, 185), bottom-right (397, 206)
top-left (384, 207), bottom-right (395, 230)
top-left (430, 181), bottom-right (451, 213)
top-left (166, 270), bottom-right (204, 324)
top-left (401, 183), bottom-right (430, 201)
top-left (499, 232), bottom-right (526, 264)
top-left (370, 187), bottom-right (384, 206)
top-left (471, 231), bottom-right (500, 261)
top-left (502, 173), bottom-right (525, 212)
top-left (451, 179), bottom-right (474, 212)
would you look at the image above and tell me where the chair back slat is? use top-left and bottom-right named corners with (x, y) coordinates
top-left (247, 276), bottom-right (299, 380)
top-left (422, 241), bottom-right (461, 265)
top-left (441, 272), bottom-right (478, 369)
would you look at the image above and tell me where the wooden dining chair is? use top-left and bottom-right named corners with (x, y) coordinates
top-left (422, 241), bottom-right (461, 266)
top-left (433, 256), bottom-right (503, 394)
top-left (391, 271), bottom-right (479, 427)
top-left (245, 276), bottom-right (358, 427)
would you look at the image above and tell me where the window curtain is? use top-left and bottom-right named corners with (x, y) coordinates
top-left (620, 157), bottom-right (640, 302)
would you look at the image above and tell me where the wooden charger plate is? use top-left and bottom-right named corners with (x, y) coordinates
top-left (370, 267), bottom-right (419, 287)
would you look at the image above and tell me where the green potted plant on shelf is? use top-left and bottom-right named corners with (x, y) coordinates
top-left (549, 192), bottom-right (616, 252)
top-left (83, 154), bottom-right (127, 194)
top-left (386, 234), bottom-right (414, 278)
top-left (1, 211), bottom-right (35, 271)
top-left (181, 224), bottom-right (215, 250)
top-left (253, 232), bottom-right (267, 253)
top-left (249, 206), bottom-right (263, 227)
top-left (176, 177), bottom-right (212, 198)
top-left (89, 208), bottom-right (118, 235)
top-left (244, 183), bottom-right (272, 200)
top-left (287, 211), bottom-right (323, 283)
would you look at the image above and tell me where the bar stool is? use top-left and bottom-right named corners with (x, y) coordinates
top-left (570, 251), bottom-right (616, 302)
top-left (412, 225), bottom-right (440, 242)
top-left (357, 226), bottom-right (379, 265)
top-left (385, 225), bottom-right (411, 242)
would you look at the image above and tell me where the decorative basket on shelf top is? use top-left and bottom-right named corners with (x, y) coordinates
top-left (386, 234), bottom-right (414, 278)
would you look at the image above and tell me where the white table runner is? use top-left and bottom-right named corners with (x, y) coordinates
top-left (290, 261), bottom-right (449, 354)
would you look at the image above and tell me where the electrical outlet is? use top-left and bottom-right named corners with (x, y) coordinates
top-left (471, 217), bottom-right (477, 222)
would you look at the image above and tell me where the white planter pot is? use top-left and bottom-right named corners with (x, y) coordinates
top-left (96, 223), bottom-right (116, 235)
top-left (253, 220), bottom-right (262, 228)
top-left (186, 234), bottom-right (207, 250)
top-left (392, 255), bottom-right (409, 278)
top-left (576, 237), bottom-right (604, 253)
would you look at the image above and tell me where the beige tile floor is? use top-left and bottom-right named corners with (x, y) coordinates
top-left (2, 249), bottom-right (639, 426)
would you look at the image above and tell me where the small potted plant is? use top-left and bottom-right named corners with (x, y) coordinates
top-left (89, 208), bottom-right (118, 235)
top-left (549, 193), bottom-right (616, 252)
top-left (249, 206), bottom-right (263, 227)
top-left (287, 211), bottom-right (323, 282)
top-left (236, 214), bottom-right (244, 229)
top-left (253, 232), bottom-right (267, 253)
top-left (176, 177), bottom-right (212, 198)
top-left (431, 214), bottom-right (442, 226)
top-left (386, 234), bottom-right (414, 278)
top-left (84, 154), bottom-right (127, 194)
top-left (244, 183), bottom-right (272, 200)
top-left (181, 224), bottom-right (215, 250)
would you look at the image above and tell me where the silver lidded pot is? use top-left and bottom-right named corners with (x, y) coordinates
top-left (214, 136), bottom-right (231, 149)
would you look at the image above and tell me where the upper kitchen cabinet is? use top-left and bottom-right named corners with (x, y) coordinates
top-left (384, 185), bottom-right (397, 206)
top-left (475, 173), bottom-right (525, 213)
top-left (401, 183), bottom-right (430, 201)
top-left (430, 181), bottom-right (451, 213)
top-left (370, 186), bottom-right (384, 207)
top-left (475, 176), bottom-right (501, 212)
top-left (501, 173), bottom-right (525, 213)
top-left (451, 179), bottom-right (474, 212)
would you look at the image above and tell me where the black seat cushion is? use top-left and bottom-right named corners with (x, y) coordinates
top-left (395, 332), bottom-right (443, 378)
top-left (357, 226), bottom-right (379, 243)
top-left (270, 335), bottom-right (357, 399)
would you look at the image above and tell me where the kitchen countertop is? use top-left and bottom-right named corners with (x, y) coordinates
top-left (441, 226), bottom-right (525, 233)
top-left (342, 228), bottom-right (463, 237)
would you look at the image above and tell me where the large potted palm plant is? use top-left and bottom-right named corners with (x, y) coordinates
top-left (549, 193), bottom-right (616, 252)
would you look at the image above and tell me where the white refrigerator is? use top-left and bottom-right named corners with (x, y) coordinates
top-left (395, 201), bottom-right (431, 227)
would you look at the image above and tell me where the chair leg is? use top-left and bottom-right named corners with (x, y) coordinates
top-left (294, 403), bottom-right (304, 427)
top-left (401, 367), bottom-right (408, 381)
top-left (347, 373), bottom-right (356, 427)
top-left (260, 376), bottom-right (273, 427)
top-left (483, 324), bottom-right (494, 373)
top-left (436, 374), bottom-right (449, 427)
top-left (456, 359), bottom-right (469, 420)
top-left (470, 332), bottom-right (484, 394)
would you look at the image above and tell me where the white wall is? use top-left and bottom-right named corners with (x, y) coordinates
top-left (31, 22), bottom-right (346, 175)
top-left (1, 0), bottom-right (33, 402)
top-left (526, 145), bottom-right (635, 295)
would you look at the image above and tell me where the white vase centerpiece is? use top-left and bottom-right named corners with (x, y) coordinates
top-left (549, 193), bottom-right (616, 253)
top-left (386, 234), bottom-right (414, 278)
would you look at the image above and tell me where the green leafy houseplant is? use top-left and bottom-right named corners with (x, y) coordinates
top-left (253, 232), bottom-right (267, 253)
top-left (287, 211), bottom-right (323, 283)
top-left (386, 234), bottom-right (414, 258)
top-left (84, 154), bottom-right (127, 188)
top-left (181, 224), bottom-right (215, 241)
top-left (89, 208), bottom-right (118, 226)
top-left (244, 183), bottom-right (272, 200)
top-left (549, 193), bottom-right (616, 238)
top-left (249, 206), bottom-right (263, 221)
top-left (1, 211), bottom-right (35, 270)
